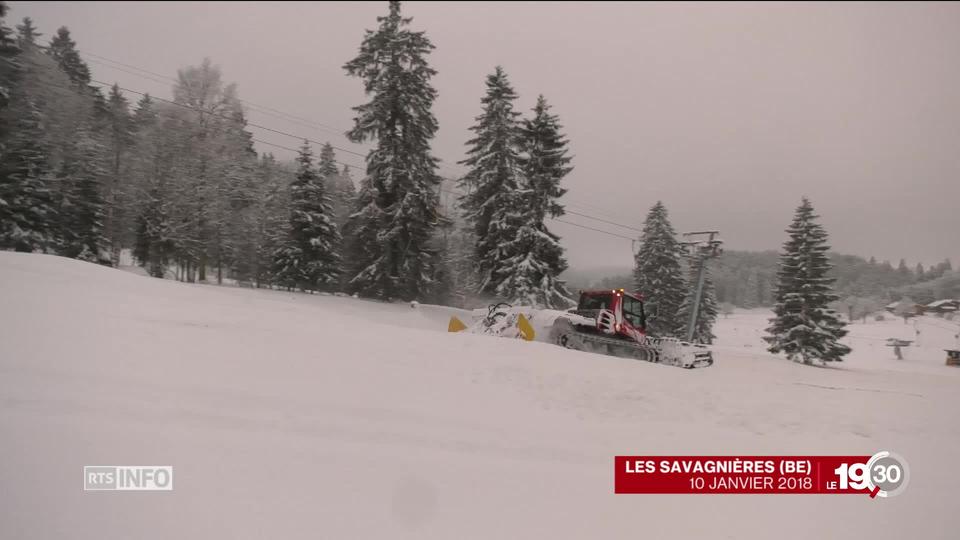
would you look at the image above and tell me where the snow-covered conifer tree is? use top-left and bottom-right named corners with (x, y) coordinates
top-left (133, 181), bottom-right (175, 278)
top-left (338, 165), bottom-right (356, 202)
top-left (458, 66), bottom-right (524, 297)
top-left (0, 2), bottom-right (19, 115)
top-left (317, 142), bottom-right (338, 180)
top-left (495, 95), bottom-right (572, 308)
top-left (341, 174), bottom-right (381, 293)
top-left (130, 94), bottom-right (177, 277)
top-left (131, 93), bottom-right (157, 127)
top-left (0, 101), bottom-right (56, 252)
top-left (272, 142), bottom-right (341, 292)
top-left (342, 1), bottom-right (442, 300)
top-left (45, 24), bottom-right (105, 121)
top-left (251, 154), bottom-right (288, 286)
top-left (15, 16), bottom-right (40, 47)
top-left (320, 146), bottom-right (357, 231)
top-left (57, 125), bottom-right (110, 264)
top-left (329, 173), bottom-right (357, 232)
top-left (104, 84), bottom-right (134, 264)
top-left (633, 201), bottom-right (687, 337)
top-left (765, 197), bottom-right (850, 364)
top-left (46, 27), bottom-right (91, 87)
top-left (317, 149), bottom-right (357, 290)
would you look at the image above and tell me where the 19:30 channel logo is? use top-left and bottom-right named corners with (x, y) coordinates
top-left (834, 451), bottom-right (909, 498)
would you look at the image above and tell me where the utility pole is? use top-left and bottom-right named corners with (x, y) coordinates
top-left (681, 231), bottom-right (723, 343)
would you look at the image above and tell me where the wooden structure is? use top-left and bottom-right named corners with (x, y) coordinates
top-left (884, 301), bottom-right (926, 317)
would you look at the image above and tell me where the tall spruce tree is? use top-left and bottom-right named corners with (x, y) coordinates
top-left (317, 142), bottom-right (338, 179)
top-left (317, 145), bottom-right (357, 290)
top-left (57, 125), bottom-right (110, 264)
top-left (324, 157), bottom-right (358, 231)
top-left (133, 183), bottom-right (175, 277)
top-left (131, 93), bottom-right (157, 126)
top-left (0, 100), bottom-right (56, 252)
top-left (15, 17), bottom-right (40, 47)
top-left (897, 258), bottom-right (911, 279)
top-left (676, 262), bottom-right (719, 344)
top-left (272, 142), bottom-right (341, 292)
top-left (633, 201), bottom-right (687, 337)
top-left (2, 23), bottom-right (101, 258)
top-left (130, 94), bottom-right (177, 277)
top-left (495, 94), bottom-right (572, 308)
top-left (248, 154), bottom-right (288, 287)
top-left (46, 27), bottom-right (91, 87)
top-left (341, 174), bottom-right (381, 293)
top-left (104, 84), bottom-right (133, 264)
top-left (343, 1), bottom-right (442, 301)
top-left (0, 2), bottom-right (18, 114)
top-left (458, 66), bottom-right (524, 296)
top-left (335, 166), bottom-right (357, 227)
top-left (765, 198), bottom-right (850, 364)
top-left (319, 144), bottom-right (352, 227)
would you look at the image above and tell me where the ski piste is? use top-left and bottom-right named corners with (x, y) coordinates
top-left (449, 289), bottom-right (714, 369)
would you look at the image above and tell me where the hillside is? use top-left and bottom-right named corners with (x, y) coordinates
top-left (565, 249), bottom-right (957, 308)
top-left (1, 253), bottom-right (958, 539)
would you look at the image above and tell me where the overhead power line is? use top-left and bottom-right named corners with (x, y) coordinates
top-left (251, 141), bottom-right (638, 241)
top-left (43, 74), bottom-right (640, 242)
top-left (254, 136), bottom-right (632, 240)
top-left (436, 179), bottom-right (637, 240)
top-left (81, 49), bottom-right (361, 140)
top-left (565, 209), bottom-right (642, 233)
top-left (89, 78), bottom-right (370, 160)
top-left (93, 79), bottom-right (638, 241)
top-left (551, 219), bottom-right (636, 240)
top-left (80, 51), bottom-right (645, 230)
top-left (251, 138), bottom-right (363, 172)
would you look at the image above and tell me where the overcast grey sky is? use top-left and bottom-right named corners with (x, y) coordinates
top-left (9, 1), bottom-right (960, 271)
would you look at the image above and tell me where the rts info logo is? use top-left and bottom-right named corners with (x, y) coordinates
top-left (84, 466), bottom-right (173, 491)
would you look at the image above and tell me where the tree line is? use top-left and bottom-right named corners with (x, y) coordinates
top-left (0, 1), bottom-right (573, 308)
top-left (3, 0), bottom-right (941, 362)
top-left (631, 197), bottom-right (853, 363)
top-left (580, 248), bottom-right (955, 313)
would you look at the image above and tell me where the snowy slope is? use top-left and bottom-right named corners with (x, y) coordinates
top-left (1, 253), bottom-right (958, 539)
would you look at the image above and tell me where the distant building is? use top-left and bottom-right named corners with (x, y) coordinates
top-left (926, 299), bottom-right (960, 313)
top-left (885, 300), bottom-right (926, 316)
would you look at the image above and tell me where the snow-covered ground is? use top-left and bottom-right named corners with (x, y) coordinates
top-left (1, 252), bottom-right (958, 539)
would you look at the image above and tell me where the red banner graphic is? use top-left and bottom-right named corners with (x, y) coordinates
top-left (615, 456), bottom-right (874, 495)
